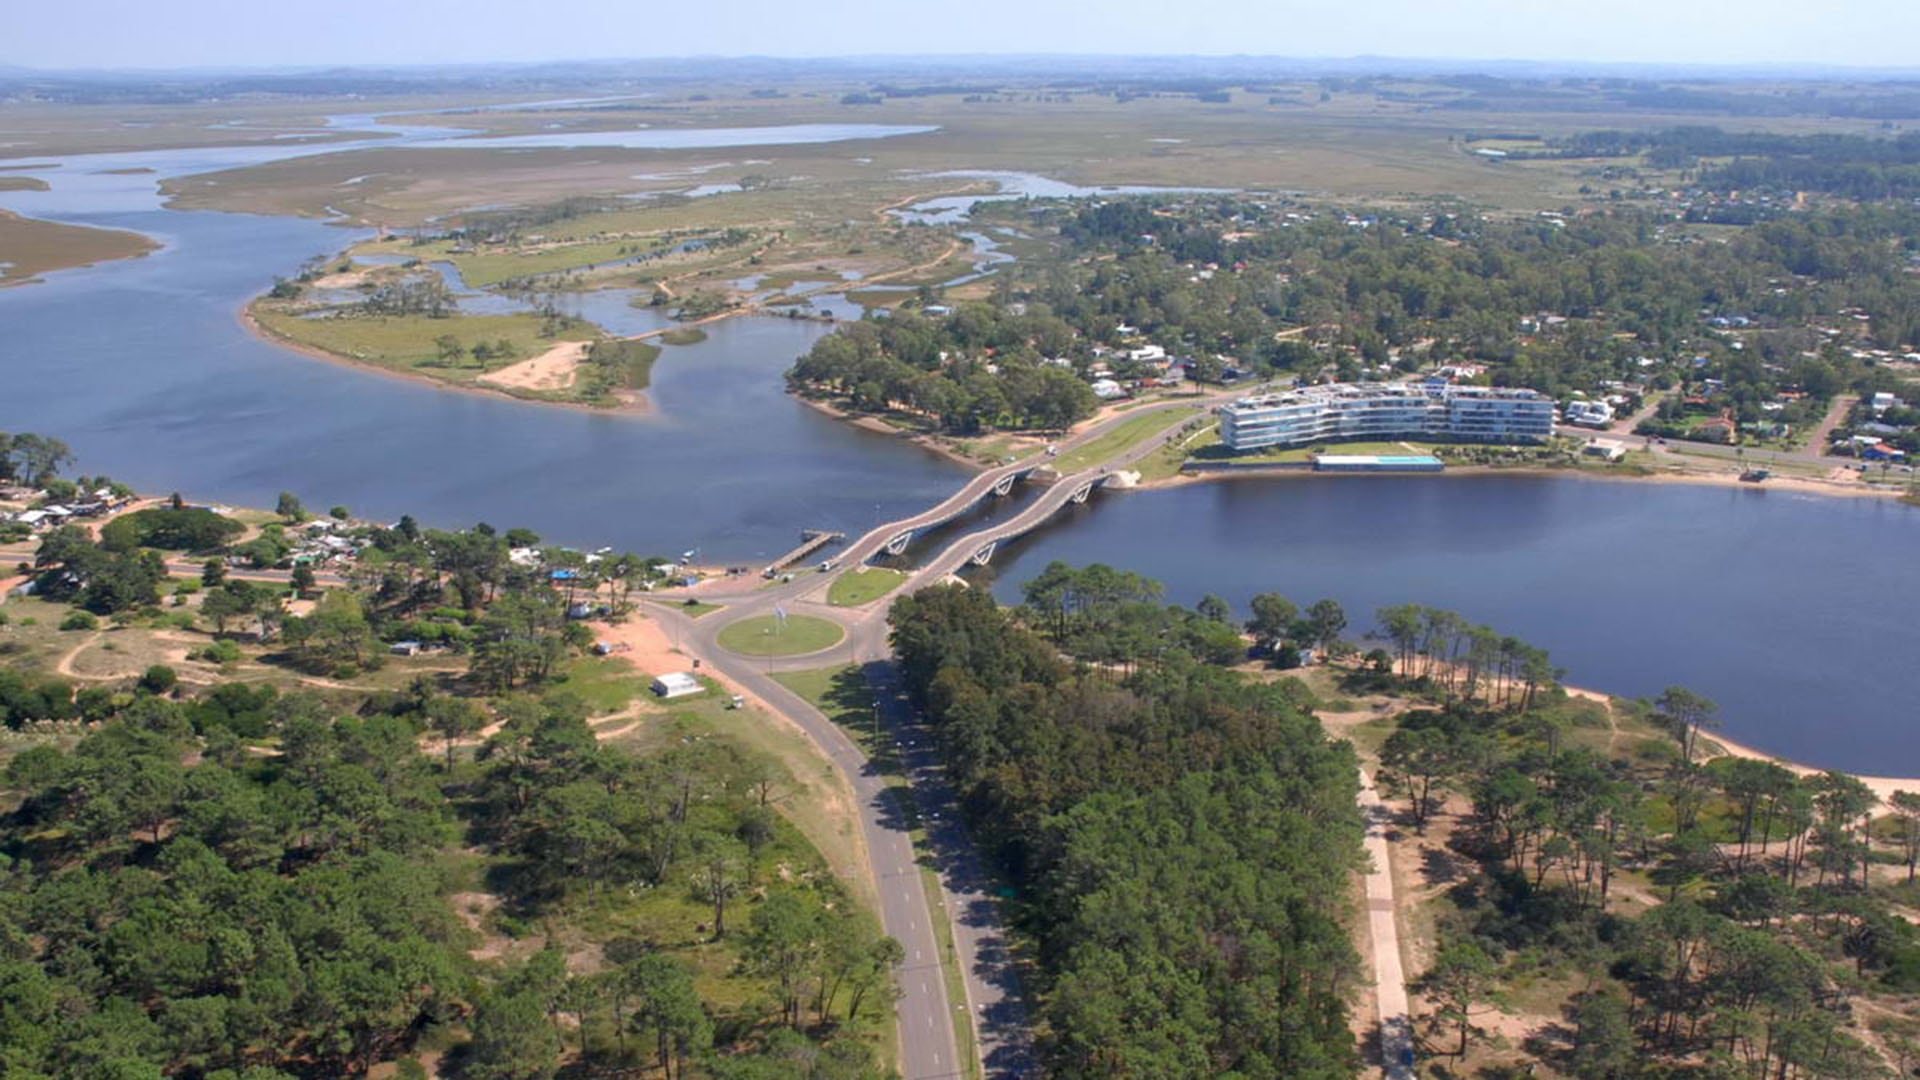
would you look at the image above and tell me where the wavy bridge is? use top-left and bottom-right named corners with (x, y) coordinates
top-left (908, 470), bottom-right (1117, 583)
top-left (858, 464), bottom-right (1041, 561)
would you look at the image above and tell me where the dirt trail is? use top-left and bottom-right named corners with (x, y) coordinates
top-left (53, 631), bottom-right (104, 678)
top-left (1805, 393), bottom-right (1858, 457)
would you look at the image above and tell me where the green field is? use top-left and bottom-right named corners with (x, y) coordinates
top-left (548, 653), bottom-right (654, 713)
top-left (1054, 408), bottom-right (1195, 473)
top-left (827, 567), bottom-right (906, 607)
top-left (1193, 437), bottom-right (1438, 465)
top-left (250, 306), bottom-right (597, 384)
top-left (715, 613), bottom-right (846, 657)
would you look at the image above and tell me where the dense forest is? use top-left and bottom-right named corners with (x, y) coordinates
top-left (790, 195), bottom-right (1919, 435)
top-left (1, 469), bottom-right (900, 1078)
top-left (0, 682), bottom-right (900, 1079)
top-left (888, 575), bottom-right (1365, 1079)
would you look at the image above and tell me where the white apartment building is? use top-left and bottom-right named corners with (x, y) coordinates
top-left (1217, 382), bottom-right (1555, 451)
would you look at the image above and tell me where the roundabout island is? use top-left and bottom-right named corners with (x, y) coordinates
top-left (714, 612), bottom-right (847, 657)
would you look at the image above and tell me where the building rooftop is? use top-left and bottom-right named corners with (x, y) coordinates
top-left (1223, 382), bottom-right (1545, 412)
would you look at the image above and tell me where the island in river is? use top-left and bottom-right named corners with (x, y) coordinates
top-left (0, 207), bottom-right (156, 286)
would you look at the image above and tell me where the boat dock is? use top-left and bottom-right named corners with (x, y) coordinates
top-left (764, 529), bottom-right (845, 574)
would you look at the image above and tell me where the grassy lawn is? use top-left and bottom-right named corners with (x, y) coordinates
top-left (715, 614), bottom-right (845, 657)
top-left (1136, 422), bottom-right (1219, 481)
top-left (659, 327), bottom-right (709, 346)
top-left (670, 599), bottom-right (722, 618)
top-left (548, 653), bottom-right (653, 714)
top-left (771, 665), bottom-right (889, 759)
top-left (250, 306), bottom-right (596, 384)
top-left (1053, 409), bottom-right (1193, 473)
top-left (827, 567), bottom-right (906, 608)
top-left (1191, 437), bottom-right (1437, 465)
top-left (529, 707), bottom-right (894, 1065)
top-left (593, 337), bottom-right (660, 391)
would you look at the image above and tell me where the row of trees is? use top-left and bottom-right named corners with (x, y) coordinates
top-left (890, 580), bottom-right (1365, 1078)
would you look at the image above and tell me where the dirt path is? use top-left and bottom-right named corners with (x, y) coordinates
top-left (858, 238), bottom-right (966, 289)
top-left (1805, 393), bottom-right (1858, 457)
top-left (53, 631), bottom-right (104, 678)
top-left (1359, 769), bottom-right (1416, 1080)
top-left (476, 340), bottom-right (589, 392)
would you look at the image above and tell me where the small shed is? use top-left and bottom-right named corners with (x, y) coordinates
top-left (651, 672), bottom-right (703, 699)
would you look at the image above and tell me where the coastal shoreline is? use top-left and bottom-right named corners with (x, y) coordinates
top-left (1126, 456), bottom-right (1912, 503)
top-left (1559, 685), bottom-right (1920, 800)
top-left (238, 302), bottom-right (654, 417)
top-left (789, 393), bottom-right (992, 470)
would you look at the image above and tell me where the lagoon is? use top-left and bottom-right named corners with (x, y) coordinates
top-left (971, 473), bottom-right (1920, 774)
top-left (6, 117), bottom-right (1920, 774)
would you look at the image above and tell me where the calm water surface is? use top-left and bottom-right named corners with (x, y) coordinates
top-left (978, 474), bottom-right (1920, 775)
top-left (6, 119), bottom-right (1920, 772)
top-left (0, 120), bottom-right (964, 559)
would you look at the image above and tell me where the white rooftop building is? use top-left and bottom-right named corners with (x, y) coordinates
top-left (651, 672), bottom-right (704, 699)
top-left (1217, 382), bottom-right (1555, 451)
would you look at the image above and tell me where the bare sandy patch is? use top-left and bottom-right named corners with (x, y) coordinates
top-left (311, 269), bottom-right (371, 289)
top-left (476, 340), bottom-right (590, 393)
top-left (583, 611), bottom-right (689, 677)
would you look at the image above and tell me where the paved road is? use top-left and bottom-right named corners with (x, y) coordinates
top-left (1359, 771), bottom-right (1416, 1080)
top-left (652, 393), bottom-right (1237, 1078)
top-left (655, 600), bottom-right (971, 1080)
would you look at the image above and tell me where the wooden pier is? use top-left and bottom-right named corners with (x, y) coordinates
top-left (765, 529), bottom-right (845, 574)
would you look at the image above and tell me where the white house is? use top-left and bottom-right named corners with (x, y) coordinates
top-left (1090, 379), bottom-right (1127, 401)
top-left (652, 672), bottom-right (704, 699)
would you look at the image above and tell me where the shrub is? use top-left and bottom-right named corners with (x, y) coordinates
top-left (196, 639), bottom-right (243, 665)
top-left (138, 665), bottom-right (177, 695)
top-left (59, 611), bottom-right (99, 632)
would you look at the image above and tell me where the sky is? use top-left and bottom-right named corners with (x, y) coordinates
top-left (7, 0), bottom-right (1919, 72)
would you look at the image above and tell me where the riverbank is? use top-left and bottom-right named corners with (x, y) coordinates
top-left (1127, 456), bottom-right (1913, 504)
top-left (789, 393), bottom-right (997, 470)
top-left (240, 303), bottom-right (654, 415)
top-left (1558, 684), bottom-right (1920, 801)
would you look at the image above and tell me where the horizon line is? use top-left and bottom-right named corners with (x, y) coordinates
top-left (6, 52), bottom-right (1920, 80)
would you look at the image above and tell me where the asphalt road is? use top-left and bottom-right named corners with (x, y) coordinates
top-left (654, 604), bottom-right (971, 1080)
top-left (651, 393), bottom-right (1240, 1078)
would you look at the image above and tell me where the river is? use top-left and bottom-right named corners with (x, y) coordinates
top-left (3, 112), bottom-right (1918, 773)
top-left (971, 473), bottom-right (1920, 775)
top-left (0, 118), bottom-right (969, 562)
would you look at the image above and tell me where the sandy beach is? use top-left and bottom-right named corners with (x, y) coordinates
top-left (477, 340), bottom-right (589, 393)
